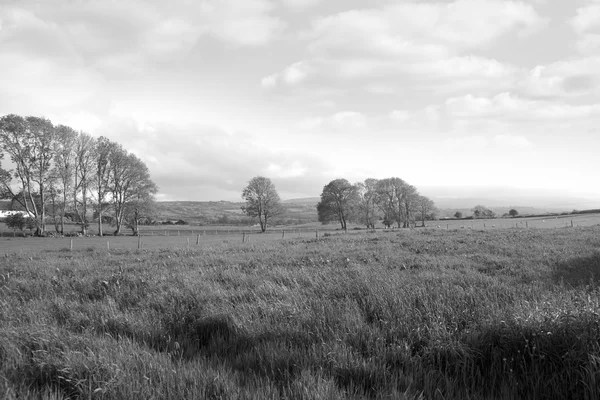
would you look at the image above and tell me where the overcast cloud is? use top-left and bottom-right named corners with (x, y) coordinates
top-left (1, 0), bottom-right (599, 203)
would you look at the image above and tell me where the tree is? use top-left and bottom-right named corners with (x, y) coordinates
top-left (454, 211), bottom-right (463, 219)
top-left (52, 125), bottom-right (78, 234)
top-left (4, 212), bottom-right (26, 234)
top-left (93, 137), bottom-right (115, 236)
top-left (509, 209), bottom-right (519, 218)
top-left (356, 178), bottom-right (379, 229)
top-left (317, 179), bottom-right (359, 231)
top-left (416, 195), bottom-right (437, 227)
top-left (472, 205), bottom-right (495, 219)
top-left (73, 132), bottom-right (96, 235)
top-left (124, 193), bottom-right (157, 236)
top-left (109, 147), bottom-right (158, 235)
top-left (374, 177), bottom-right (417, 228)
top-left (241, 176), bottom-right (284, 232)
top-left (0, 115), bottom-right (56, 235)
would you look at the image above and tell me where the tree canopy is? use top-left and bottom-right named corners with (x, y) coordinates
top-left (317, 179), bottom-right (360, 230)
top-left (241, 176), bottom-right (284, 232)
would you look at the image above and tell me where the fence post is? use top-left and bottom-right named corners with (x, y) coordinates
top-left (282, 230), bottom-right (285, 239)
top-left (196, 234), bottom-right (200, 245)
top-left (70, 238), bottom-right (73, 251)
top-left (571, 220), bottom-right (574, 228)
top-left (316, 229), bottom-right (318, 238)
top-left (242, 233), bottom-right (246, 243)
top-left (137, 235), bottom-right (141, 249)
top-left (526, 221), bottom-right (528, 228)
top-left (187, 237), bottom-right (190, 249)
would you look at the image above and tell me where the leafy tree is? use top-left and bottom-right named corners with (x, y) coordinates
top-left (241, 176), bottom-right (284, 232)
top-left (472, 205), bottom-right (495, 219)
top-left (124, 193), bottom-right (157, 236)
top-left (73, 132), bottom-right (96, 235)
top-left (52, 124), bottom-right (78, 234)
top-left (374, 177), bottom-right (417, 228)
top-left (93, 137), bottom-right (115, 236)
top-left (317, 178), bottom-right (359, 231)
top-left (509, 209), bottom-right (519, 218)
top-left (416, 195), bottom-right (437, 227)
top-left (4, 212), bottom-right (25, 233)
top-left (110, 147), bottom-right (158, 235)
top-left (454, 211), bottom-right (463, 219)
top-left (0, 115), bottom-right (56, 235)
top-left (356, 178), bottom-right (379, 229)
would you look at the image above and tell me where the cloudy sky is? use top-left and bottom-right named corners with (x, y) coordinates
top-left (1, 0), bottom-right (599, 205)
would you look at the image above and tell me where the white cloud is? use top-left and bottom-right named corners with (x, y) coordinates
top-left (264, 1), bottom-right (541, 95)
top-left (297, 111), bottom-right (367, 132)
top-left (519, 58), bottom-right (600, 97)
top-left (281, 0), bottom-right (322, 11)
top-left (445, 92), bottom-right (600, 120)
top-left (261, 61), bottom-right (313, 87)
top-left (570, 2), bottom-right (600, 54)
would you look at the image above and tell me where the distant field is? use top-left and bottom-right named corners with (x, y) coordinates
top-left (430, 213), bottom-right (600, 230)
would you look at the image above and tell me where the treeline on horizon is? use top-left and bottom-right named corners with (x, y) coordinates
top-left (0, 114), bottom-right (157, 237)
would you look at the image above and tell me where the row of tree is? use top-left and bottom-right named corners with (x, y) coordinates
top-left (317, 178), bottom-right (437, 230)
top-left (239, 176), bottom-right (437, 232)
top-left (0, 114), bottom-right (158, 236)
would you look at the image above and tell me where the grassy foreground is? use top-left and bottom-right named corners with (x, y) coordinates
top-left (1, 227), bottom-right (599, 399)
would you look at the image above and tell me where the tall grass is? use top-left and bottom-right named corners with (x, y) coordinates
top-left (1, 226), bottom-right (599, 399)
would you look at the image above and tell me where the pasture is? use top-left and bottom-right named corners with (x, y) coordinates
top-left (1, 225), bottom-right (600, 399)
top-left (1, 212), bottom-right (599, 254)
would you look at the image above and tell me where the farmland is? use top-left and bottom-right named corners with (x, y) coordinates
top-left (1, 224), bottom-right (600, 399)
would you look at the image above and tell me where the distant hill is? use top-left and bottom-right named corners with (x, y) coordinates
top-left (155, 200), bottom-right (318, 225)
top-left (282, 197), bottom-right (320, 205)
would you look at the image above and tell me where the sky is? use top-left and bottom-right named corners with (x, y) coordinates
top-left (1, 0), bottom-right (599, 206)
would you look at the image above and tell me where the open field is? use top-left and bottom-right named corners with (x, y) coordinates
top-left (1, 226), bottom-right (600, 399)
top-left (1, 213), bottom-right (599, 254)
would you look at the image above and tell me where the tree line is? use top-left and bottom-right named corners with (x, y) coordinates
top-left (0, 114), bottom-right (158, 236)
top-left (317, 178), bottom-right (436, 230)
top-left (240, 176), bottom-right (437, 232)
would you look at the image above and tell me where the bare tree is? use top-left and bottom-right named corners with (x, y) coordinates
top-left (241, 176), bottom-right (284, 232)
top-left (317, 178), bottom-right (359, 231)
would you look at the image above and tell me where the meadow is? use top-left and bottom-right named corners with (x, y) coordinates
top-left (1, 225), bottom-right (599, 399)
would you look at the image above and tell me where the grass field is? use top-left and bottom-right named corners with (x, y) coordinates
top-left (1, 225), bottom-right (600, 399)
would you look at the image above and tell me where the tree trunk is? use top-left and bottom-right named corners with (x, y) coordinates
top-left (98, 206), bottom-right (103, 237)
